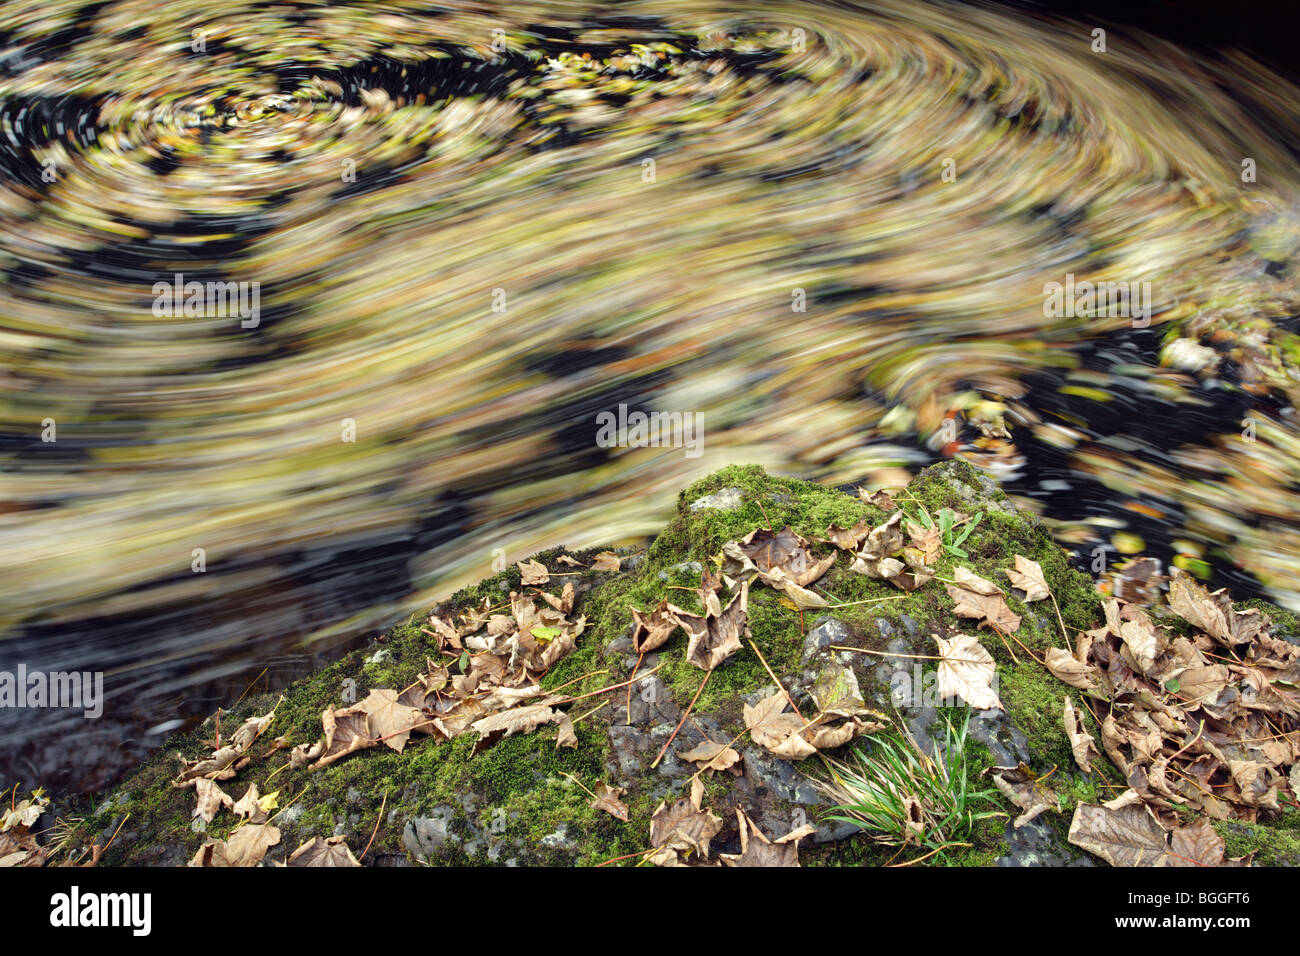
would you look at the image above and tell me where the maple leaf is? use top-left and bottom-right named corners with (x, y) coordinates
top-left (945, 572), bottom-right (1021, 634)
top-left (649, 780), bottom-right (723, 863)
top-left (470, 701), bottom-right (563, 742)
top-left (677, 739), bottom-right (742, 774)
top-left (810, 662), bottom-right (870, 719)
top-left (1068, 803), bottom-right (1170, 867)
top-left (1167, 817), bottom-right (1227, 867)
top-left (1004, 555), bottom-right (1050, 602)
top-left (174, 745), bottom-right (246, 785)
top-left (682, 580), bottom-right (749, 672)
top-left (720, 809), bottom-right (816, 867)
top-left (538, 581), bottom-right (576, 615)
top-left (858, 488), bottom-right (897, 510)
top-left (359, 688), bottom-right (428, 753)
top-left (312, 705), bottom-right (375, 769)
top-left (517, 559), bottom-right (549, 585)
top-left (589, 782), bottom-right (630, 822)
top-left (190, 823), bottom-right (282, 867)
top-left (735, 527), bottom-right (833, 588)
top-left (903, 520), bottom-right (942, 568)
top-left (630, 600), bottom-right (680, 654)
top-left (935, 634), bottom-right (1003, 710)
top-left (1063, 698), bottom-right (1100, 773)
top-left (227, 704), bottom-right (278, 751)
top-left (555, 554), bottom-right (585, 568)
top-left (0, 791), bottom-right (48, 832)
top-left (1044, 647), bottom-right (1098, 690)
top-left (287, 835), bottom-right (362, 867)
top-left (232, 783), bottom-right (279, 824)
top-left (591, 551), bottom-right (621, 571)
top-left (555, 714), bottom-right (578, 749)
top-left (992, 766), bottom-right (1060, 827)
top-left (744, 692), bottom-right (816, 760)
top-left (825, 519), bottom-right (870, 551)
top-left (192, 778), bottom-right (234, 824)
top-left (759, 566), bottom-right (829, 608)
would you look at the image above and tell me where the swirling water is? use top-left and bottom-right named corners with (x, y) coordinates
top-left (1, 0), bottom-right (1298, 791)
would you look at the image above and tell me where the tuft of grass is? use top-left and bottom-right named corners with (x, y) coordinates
top-left (809, 709), bottom-right (1005, 860)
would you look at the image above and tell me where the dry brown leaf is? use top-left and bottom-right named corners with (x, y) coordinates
top-left (1004, 555), bottom-right (1050, 602)
top-left (470, 701), bottom-right (563, 741)
top-left (517, 559), bottom-right (549, 585)
top-left (232, 783), bottom-right (278, 824)
top-left (555, 714), bottom-right (578, 749)
top-left (903, 521), bottom-right (942, 568)
top-left (825, 519), bottom-right (870, 551)
top-left (591, 551), bottom-right (621, 572)
top-left (935, 634), bottom-right (1003, 710)
top-left (743, 692), bottom-right (816, 760)
top-left (683, 580), bottom-right (749, 671)
top-left (945, 580), bottom-right (1021, 634)
top-left (287, 834), bottom-right (362, 867)
top-left (649, 791), bottom-right (723, 862)
top-left (1167, 816), bottom-right (1226, 867)
top-left (1068, 803), bottom-right (1170, 867)
top-left (759, 566), bottom-right (830, 609)
top-left (677, 740), bottom-right (742, 774)
top-left (1063, 698), bottom-right (1100, 773)
top-left (192, 778), bottom-right (233, 824)
top-left (1044, 647), bottom-right (1098, 690)
top-left (859, 489), bottom-right (897, 510)
top-left (190, 823), bottom-right (281, 867)
top-left (589, 782), bottom-right (630, 822)
top-left (720, 808), bottom-right (816, 867)
top-left (993, 766), bottom-right (1060, 827)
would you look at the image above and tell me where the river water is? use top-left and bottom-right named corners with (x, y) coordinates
top-left (1, 0), bottom-right (1298, 793)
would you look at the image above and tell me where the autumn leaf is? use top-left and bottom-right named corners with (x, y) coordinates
top-left (589, 782), bottom-right (630, 822)
top-left (903, 520), bottom-right (942, 568)
top-left (825, 519), bottom-right (870, 551)
top-left (945, 576), bottom-right (1021, 634)
top-left (1068, 803), bottom-right (1170, 867)
top-left (649, 781), bottom-right (723, 863)
top-left (312, 705), bottom-right (376, 769)
top-left (992, 766), bottom-right (1059, 827)
top-left (744, 692), bottom-right (816, 760)
top-left (677, 740), bottom-right (742, 774)
top-left (1044, 647), bottom-right (1098, 690)
top-left (1063, 698), bottom-right (1100, 773)
top-left (517, 559), bottom-right (549, 585)
top-left (1004, 555), bottom-right (1050, 602)
top-left (1167, 817), bottom-right (1226, 867)
top-left (720, 808), bottom-right (816, 867)
top-left (810, 662), bottom-right (870, 719)
top-left (935, 634), bottom-right (1003, 710)
top-left (630, 600), bottom-right (680, 654)
top-left (190, 823), bottom-right (282, 867)
top-left (470, 701), bottom-right (563, 741)
top-left (591, 551), bottom-right (621, 571)
top-left (759, 566), bottom-right (829, 608)
top-left (192, 778), bottom-right (233, 824)
top-left (555, 714), bottom-right (578, 749)
top-left (357, 688), bottom-right (427, 753)
top-left (287, 835), bottom-right (362, 867)
top-left (859, 489), bottom-right (897, 510)
top-left (232, 783), bottom-right (279, 824)
top-left (682, 580), bottom-right (749, 672)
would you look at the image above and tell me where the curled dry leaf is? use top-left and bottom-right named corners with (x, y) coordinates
top-left (1044, 647), bottom-right (1098, 690)
top-left (555, 714), bottom-right (578, 749)
top-left (630, 600), bottom-right (679, 654)
top-left (232, 783), bottom-right (279, 824)
top-left (945, 573), bottom-right (1021, 634)
top-left (649, 785), bottom-right (723, 864)
top-left (192, 778), bottom-right (233, 824)
top-left (759, 566), bottom-right (829, 608)
top-left (744, 692), bottom-right (816, 760)
top-left (992, 766), bottom-right (1060, 828)
top-left (935, 634), bottom-right (1003, 710)
top-left (1063, 697), bottom-right (1100, 773)
top-left (591, 551), bottom-right (621, 572)
top-left (287, 834), bottom-right (362, 867)
top-left (720, 808), bottom-right (817, 867)
top-left (589, 782), bottom-right (630, 822)
top-left (736, 526), bottom-right (834, 587)
top-left (825, 519), bottom-right (870, 551)
top-left (682, 580), bottom-right (749, 672)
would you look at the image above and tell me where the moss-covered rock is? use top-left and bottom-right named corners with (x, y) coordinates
top-left (63, 461), bottom-right (1297, 866)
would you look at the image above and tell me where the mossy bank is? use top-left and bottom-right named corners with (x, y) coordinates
top-left (67, 461), bottom-right (1300, 866)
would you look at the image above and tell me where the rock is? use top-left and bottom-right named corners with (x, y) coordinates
top-left (802, 616), bottom-right (852, 662)
top-left (402, 806), bottom-right (458, 862)
top-left (997, 816), bottom-right (1094, 867)
top-left (689, 487), bottom-right (745, 512)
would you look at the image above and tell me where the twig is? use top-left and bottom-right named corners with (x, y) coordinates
top-left (596, 847), bottom-right (655, 867)
top-left (749, 638), bottom-right (803, 721)
top-left (651, 670), bottom-right (712, 768)
top-left (360, 790), bottom-right (388, 863)
top-left (553, 661), bottom-right (666, 706)
top-left (887, 842), bottom-right (972, 867)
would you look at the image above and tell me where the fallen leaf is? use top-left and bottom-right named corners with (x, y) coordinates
top-left (470, 701), bottom-right (563, 741)
top-left (744, 692), bottom-right (816, 760)
top-left (1167, 817), bottom-right (1225, 867)
top-left (677, 740), bottom-right (742, 774)
top-left (1044, 647), bottom-right (1098, 689)
top-left (192, 778), bottom-right (233, 824)
top-left (591, 551), bottom-right (621, 572)
top-left (589, 782), bottom-right (630, 822)
top-left (190, 823), bottom-right (282, 867)
top-left (682, 581), bottom-right (749, 671)
top-left (993, 766), bottom-right (1060, 827)
top-left (720, 808), bottom-right (816, 867)
top-left (945, 578), bottom-right (1021, 634)
top-left (825, 519), bottom-right (870, 551)
top-left (555, 714), bottom-right (578, 749)
top-left (935, 634), bottom-right (1003, 710)
top-left (1068, 803), bottom-right (1170, 867)
top-left (517, 559), bottom-right (549, 585)
top-left (287, 834), bottom-right (362, 867)
top-left (1063, 698), bottom-right (1100, 773)
top-left (1004, 555), bottom-right (1050, 602)
top-left (232, 783), bottom-right (278, 824)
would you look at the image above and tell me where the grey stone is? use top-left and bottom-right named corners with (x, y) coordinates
top-left (402, 805), bottom-right (458, 862)
top-left (996, 816), bottom-right (1094, 867)
top-left (689, 487), bottom-right (745, 512)
top-left (803, 617), bottom-right (852, 662)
